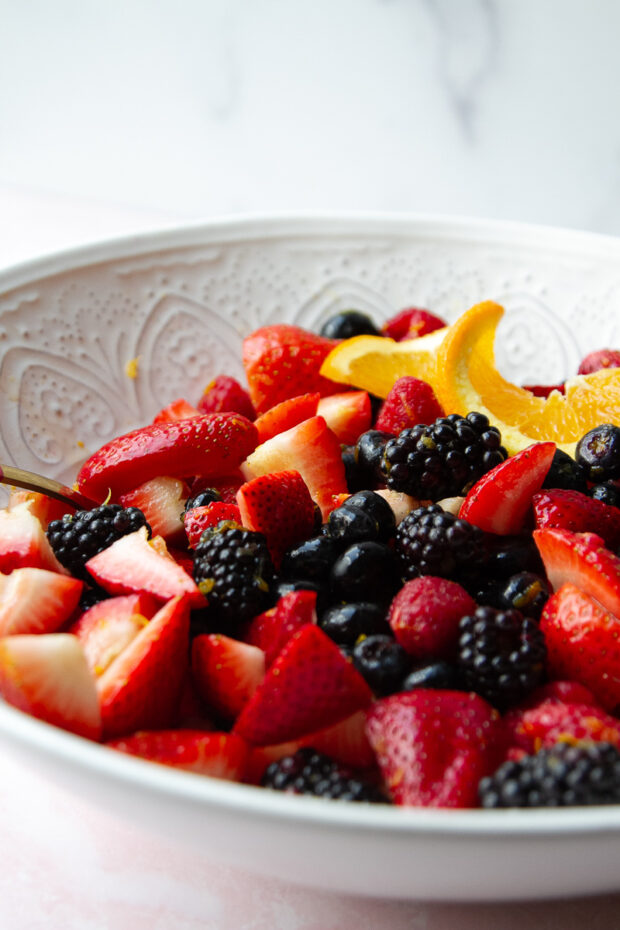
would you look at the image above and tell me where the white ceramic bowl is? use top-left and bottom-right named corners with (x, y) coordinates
top-left (1, 214), bottom-right (620, 903)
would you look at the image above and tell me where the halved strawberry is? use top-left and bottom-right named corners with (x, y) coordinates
top-left (0, 568), bottom-right (83, 636)
top-left (8, 489), bottom-right (72, 529)
top-left (108, 730), bottom-right (248, 780)
top-left (503, 693), bottom-right (620, 755)
top-left (183, 501), bottom-right (242, 549)
top-left (381, 307), bottom-right (447, 342)
top-left (533, 527), bottom-right (620, 618)
top-left (459, 442), bottom-right (556, 535)
top-left (0, 502), bottom-right (66, 574)
top-left (233, 624), bottom-right (372, 746)
top-left (532, 488), bottom-right (620, 550)
top-left (236, 470), bottom-right (316, 566)
top-left (197, 375), bottom-right (256, 421)
top-left (97, 594), bottom-right (190, 739)
top-left (374, 377), bottom-right (444, 435)
top-left (241, 589), bottom-right (317, 666)
top-left (85, 527), bottom-right (205, 607)
top-left (316, 391), bottom-right (372, 445)
top-left (120, 476), bottom-right (189, 543)
top-left (254, 393), bottom-right (320, 445)
top-left (0, 633), bottom-right (101, 740)
top-left (241, 416), bottom-right (347, 520)
top-left (76, 413), bottom-right (258, 501)
top-left (69, 593), bottom-right (159, 677)
top-left (191, 634), bottom-right (266, 721)
top-left (152, 398), bottom-right (201, 423)
top-left (243, 324), bottom-right (343, 414)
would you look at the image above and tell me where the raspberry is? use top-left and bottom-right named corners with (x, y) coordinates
top-left (388, 576), bottom-right (476, 660)
top-left (47, 504), bottom-right (151, 579)
top-left (395, 504), bottom-right (486, 582)
top-left (261, 747), bottom-right (386, 802)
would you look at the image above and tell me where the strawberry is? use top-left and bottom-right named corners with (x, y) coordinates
top-left (374, 377), bottom-right (445, 435)
top-left (459, 442), bottom-right (556, 535)
top-left (0, 502), bottom-right (66, 574)
top-left (7, 489), bottom-right (71, 529)
top-left (236, 470), bottom-right (316, 566)
top-left (387, 576), bottom-right (475, 660)
top-left (183, 501), bottom-right (242, 548)
top-left (254, 393), bottom-right (320, 445)
top-left (540, 582), bottom-right (620, 711)
top-left (532, 488), bottom-right (620, 549)
top-left (120, 476), bottom-right (189, 543)
top-left (381, 307), bottom-right (447, 342)
top-left (241, 589), bottom-right (317, 665)
top-left (503, 694), bottom-right (620, 755)
top-left (0, 568), bottom-right (83, 636)
top-left (316, 391), bottom-right (372, 445)
top-left (233, 624), bottom-right (373, 746)
top-left (197, 375), bottom-right (255, 421)
top-left (191, 634), bottom-right (266, 721)
top-left (85, 526), bottom-right (205, 607)
top-left (533, 527), bottom-right (620, 618)
top-left (365, 690), bottom-right (503, 807)
top-left (0, 633), bottom-right (101, 740)
top-left (152, 398), bottom-right (201, 423)
top-left (577, 348), bottom-right (620, 375)
top-left (76, 413), bottom-right (258, 501)
top-left (241, 415), bottom-right (347, 520)
top-left (69, 593), bottom-right (159, 677)
top-left (108, 730), bottom-right (249, 780)
top-left (242, 324), bottom-right (343, 414)
top-left (517, 680), bottom-right (598, 708)
top-left (97, 594), bottom-right (190, 739)
top-left (522, 383), bottom-right (565, 398)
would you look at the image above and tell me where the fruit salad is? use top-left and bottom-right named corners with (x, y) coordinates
top-left (2, 300), bottom-right (620, 809)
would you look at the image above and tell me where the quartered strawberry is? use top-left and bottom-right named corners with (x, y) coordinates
top-left (183, 501), bottom-right (242, 549)
top-left (0, 633), bottom-right (101, 740)
top-left (387, 576), bottom-right (475, 660)
top-left (76, 413), bottom-right (258, 501)
top-left (459, 441), bottom-right (556, 535)
top-left (503, 693), bottom-right (620, 755)
top-left (233, 624), bottom-right (373, 746)
top-left (533, 527), bottom-right (620, 619)
top-left (120, 476), bottom-right (189, 543)
top-left (241, 415), bottom-right (347, 520)
top-left (540, 582), bottom-right (620, 711)
top-left (577, 348), bottom-right (620, 375)
top-left (69, 592), bottom-right (159, 677)
top-left (241, 589), bottom-right (317, 666)
top-left (365, 690), bottom-right (503, 807)
top-left (0, 568), bottom-right (83, 636)
top-left (236, 470), bottom-right (316, 566)
top-left (85, 526), bottom-right (205, 607)
top-left (197, 375), bottom-right (256, 421)
top-left (97, 594), bottom-right (190, 739)
top-left (381, 307), bottom-right (447, 342)
top-left (108, 730), bottom-right (249, 780)
top-left (374, 376), bottom-right (445, 436)
top-left (191, 634), bottom-right (266, 722)
top-left (242, 324), bottom-right (343, 414)
top-left (254, 393), bottom-right (320, 445)
top-left (316, 391), bottom-right (372, 445)
top-left (7, 489), bottom-right (71, 530)
top-left (0, 502), bottom-right (66, 574)
top-left (532, 487), bottom-right (620, 549)
top-left (152, 398), bottom-right (201, 423)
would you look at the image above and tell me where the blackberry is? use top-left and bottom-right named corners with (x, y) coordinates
top-left (380, 412), bottom-right (508, 500)
top-left (77, 585), bottom-right (110, 612)
top-left (331, 541), bottom-right (401, 604)
top-left (319, 310), bottom-right (380, 340)
top-left (184, 488), bottom-right (222, 511)
top-left (262, 747), bottom-right (386, 802)
top-left (576, 424), bottom-right (620, 482)
top-left (352, 634), bottom-right (412, 695)
top-left (319, 602), bottom-right (391, 646)
top-left (458, 606), bottom-right (546, 709)
top-left (479, 741), bottom-right (620, 808)
top-left (589, 482), bottom-right (620, 509)
top-left (542, 448), bottom-right (588, 492)
top-left (193, 522), bottom-right (275, 629)
top-left (47, 504), bottom-right (151, 579)
top-left (395, 504), bottom-right (486, 582)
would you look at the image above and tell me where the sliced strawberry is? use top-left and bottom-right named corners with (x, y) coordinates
top-left (577, 349), bottom-right (620, 375)
top-left (108, 730), bottom-right (248, 780)
top-left (183, 501), bottom-right (242, 549)
top-left (254, 393), bottom-right (320, 445)
top-left (197, 375), bottom-right (255, 421)
top-left (459, 442), bottom-right (556, 535)
top-left (233, 624), bottom-right (373, 746)
top-left (503, 694), bottom-right (620, 755)
top-left (236, 470), bottom-right (316, 566)
top-left (97, 594), bottom-right (190, 739)
top-left (533, 527), bottom-right (620, 618)
top-left (387, 576), bottom-right (475, 660)
top-left (85, 526), bottom-right (205, 607)
top-left (522, 383), bottom-right (565, 398)
top-left (381, 307), bottom-right (447, 342)
top-left (0, 568), bottom-right (83, 636)
top-left (175, 673), bottom-right (215, 730)
top-left (365, 690), bottom-right (503, 807)
top-left (241, 415), bottom-right (347, 520)
top-left (316, 391), bottom-right (372, 445)
top-left (191, 634), bottom-right (266, 721)
top-left (241, 589), bottom-right (317, 665)
top-left (374, 377), bottom-right (445, 435)
top-left (152, 398), bottom-right (201, 423)
top-left (0, 502), bottom-right (66, 574)
top-left (120, 476), bottom-right (189, 543)
top-left (8, 489), bottom-right (71, 529)
top-left (0, 633), bottom-right (101, 740)
top-left (242, 324), bottom-right (343, 414)
top-left (76, 413), bottom-right (258, 501)
top-left (69, 593), bottom-right (159, 677)
top-left (532, 488), bottom-right (620, 549)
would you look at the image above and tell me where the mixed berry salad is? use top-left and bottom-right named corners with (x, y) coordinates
top-left (2, 300), bottom-right (620, 810)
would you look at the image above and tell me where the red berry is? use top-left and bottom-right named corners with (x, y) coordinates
top-left (387, 576), bottom-right (475, 660)
top-left (375, 377), bottom-right (445, 435)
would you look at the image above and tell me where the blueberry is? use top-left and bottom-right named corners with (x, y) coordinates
top-left (272, 578), bottom-right (331, 616)
top-left (280, 535), bottom-right (342, 583)
top-left (354, 430), bottom-right (393, 485)
top-left (330, 541), bottom-right (401, 604)
top-left (484, 535), bottom-right (544, 579)
top-left (319, 310), bottom-right (380, 340)
top-left (589, 482), bottom-right (620, 509)
top-left (344, 490), bottom-right (396, 541)
top-left (576, 424), bottom-right (620, 482)
top-left (352, 634), bottom-right (411, 695)
top-left (341, 445), bottom-right (369, 493)
top-left (401, 660), bottom-right (463, 691)
top-left (184, 488), bottom-right (222, 511)
top-left (497, 571), bottom-right (550, 620)
top-left (542, 449), bottom-right (588, 493)
top-left (319, 602), bottom-right (391, 646)
top-left (327, 491), bottom-right (396, 545)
